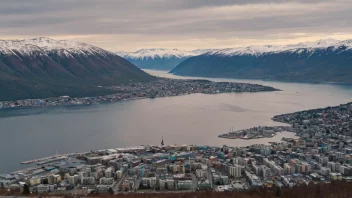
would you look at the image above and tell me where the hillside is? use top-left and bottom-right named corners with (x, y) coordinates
top-left (0, 38), bottom-right (154, 101)
top-left (116, 49), bottom-right (212, 71)
top-left (170, 39), bottom-right (352, 83)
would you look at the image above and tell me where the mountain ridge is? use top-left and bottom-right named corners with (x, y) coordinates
top-left (116, 48), bottom-right (213, 70)
top-left (170, 39), bottom-right (352, 83)
top-left (0, 37), bottom-right (154, 101)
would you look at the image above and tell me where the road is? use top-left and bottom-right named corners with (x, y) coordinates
top-left (113, 174), bottom-right (126, 193)
top-left (207, 168), bottom-right (213, 188)
top-left (191, 173), bottom-right (197, 191)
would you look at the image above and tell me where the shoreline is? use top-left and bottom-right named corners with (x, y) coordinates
top-left (0, 77), bottom-right (279, 111)
top-left (218, 101), bottom-right (352, 141)
top-left (169, 73), bottom-right (352, 86)
top-left (218, 126), bottom-right (298, 140)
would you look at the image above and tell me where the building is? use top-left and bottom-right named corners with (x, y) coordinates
top-left (28, 177), bottom-right (41, 186)
top-left (37, 184), bottom-right (49, 194)
top-left (284, 163), bottom-right (295, 175)
top-left (330, 173), bottom-right (342, 180)
top-left (68, 175), bottom-right (81, 185)
top-left (159, 178), bottom-right (175, 190)
top-left (229, 165), bottom-right (242, 178)
top-left (196, 169), bottom-right (205, 178)
top-left (177, 180), bottom-right (192, 190)
top-left (96, 185), bottom-right (110, 193)
top-left (48, 175), bottom-right (62, 184)
top-left (220, 176), bottom-right (229, 185)
top-left (37, 184), bottom-right (55, 194)
top-left (198, 179), bottom-right (212, 190)
top-left (142, 177), bottom-right (157, 188)
top-left (81, 177), bottom-right (95, 185)
top-left (99, 177), bottom-right (114, 185)
top-left (116, 170), bottom-right (123, 179)
top-left (105, 167), bottom-right (114, 178)
top-left (321, 167), bottom-right (331, 176)
top-left (261, 165), bottom-right (272, 178)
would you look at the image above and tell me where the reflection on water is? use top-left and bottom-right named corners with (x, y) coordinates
top-left (1, 70), bottom-right (352, 173)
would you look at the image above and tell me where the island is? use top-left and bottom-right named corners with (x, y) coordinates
top-left (0, 78), bottom-right (278, 109)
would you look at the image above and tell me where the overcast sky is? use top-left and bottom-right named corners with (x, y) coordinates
top-left (1, 0), bottom-right (352, 51)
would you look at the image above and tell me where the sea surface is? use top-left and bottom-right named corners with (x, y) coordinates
top-left (1, 70), bottom-right (352, 173)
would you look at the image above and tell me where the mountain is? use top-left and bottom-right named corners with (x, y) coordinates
top-left (116, 48), bottom-right (212, 71)
top-left (0, 37), bottom-right (154, 101)
top-left (171, 39), bottom-right (352, 83)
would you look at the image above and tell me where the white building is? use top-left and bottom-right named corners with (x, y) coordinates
top-left (116, 170), bottom-right (123, 179)
top-left (321, 167), bottom-right (331, 176)
top-left (105, 167), bottom-right (114, 178)
top-left (37, 184), bottom-right (55, 193)
top-left (142, 177), bottom-right (157, 188)
top-left (68, 175), bottom-right (81, 185)
top-left (177, 180), bottom-right (192, 190)
top-left (159, 178), bottom-right (175, 190)
top-left (196, 169), bottom-right (205, 178)
top-left (37, 184), bottom-right (49, 194)
top-left (229, 165), bottom-right (242, 178)
top-left (99, 177), bottom-right (114, 185)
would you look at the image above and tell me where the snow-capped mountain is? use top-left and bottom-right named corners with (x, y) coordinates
top-left (117, 48), bottom-right (199, 60)
top-left (0, 37), bottom-right (153, 101)
top-left (116, 48), bottom-right (212, 70)
top-left (171, 39), bottom-right (352, 83)
top-left (0, 37), bottom-right (111, 57)
top-left (206, 38), bottom-right (347, 57)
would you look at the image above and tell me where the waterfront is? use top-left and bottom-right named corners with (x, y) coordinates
top-left (1, 70), bottom-right (352, 174)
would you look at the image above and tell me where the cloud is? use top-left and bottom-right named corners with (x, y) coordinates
top-left (0, 0), bottom-right (352, 51)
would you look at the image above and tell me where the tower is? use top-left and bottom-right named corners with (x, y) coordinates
top-left (161, 136), bottom-right (164, 146)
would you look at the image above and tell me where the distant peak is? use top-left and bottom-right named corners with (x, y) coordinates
top-left (0, 37), bottom-right (109, 56)
top-left (31, 37), bottom-right (54, 40)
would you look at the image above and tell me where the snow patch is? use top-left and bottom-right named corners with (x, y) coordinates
top-left (116, 48), bottom-right (213, 60)
top-left (204, 38), bottom-right (352, 57)
top-left (0, 37), bottom-right (112, 57)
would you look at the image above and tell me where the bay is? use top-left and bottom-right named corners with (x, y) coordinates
top-left (1, 70), bottom-right (352, 173)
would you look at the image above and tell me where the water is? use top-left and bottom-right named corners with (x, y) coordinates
top-left (1, 70), bottom-right (352, 173)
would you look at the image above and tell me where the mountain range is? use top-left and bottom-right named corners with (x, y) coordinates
top-left (116, 49), bottom-right (212, 70)
top-left (0, 37), bottom-right (154, 101)
top-left (170, 39), bottom-right (352, 83)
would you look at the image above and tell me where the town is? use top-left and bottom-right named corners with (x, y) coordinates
top-left (0, 78), bottom-right (278, 110)
top-left (2, 102), bottom-right (352, 196)
top-left (218, 126), bottom-right (299, 140)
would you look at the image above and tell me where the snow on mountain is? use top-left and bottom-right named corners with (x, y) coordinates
top-left (205, 38), bottom-right (352, 57)
top-left (116, 48), bottom-right (213, 60)
top-left (0, 37), bottom-right (110, 57)
top-left (190, 49), bottom-right (214, 55)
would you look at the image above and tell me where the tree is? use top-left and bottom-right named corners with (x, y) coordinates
top-left (0, 182), bottom-right (4, 189)
top-left (23, 184), bottom-right (30, 195)
top-left (108, 187), bottom-right (114, 195)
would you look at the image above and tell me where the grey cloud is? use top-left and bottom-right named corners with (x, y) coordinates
top-left (0, 0), bottom-right (351, 50)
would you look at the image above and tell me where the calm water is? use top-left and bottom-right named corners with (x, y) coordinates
top-left (1, 70), bottom-right (352, 174)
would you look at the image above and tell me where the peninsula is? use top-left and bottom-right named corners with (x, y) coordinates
top-left (0, 78), bottom-right (278, 110)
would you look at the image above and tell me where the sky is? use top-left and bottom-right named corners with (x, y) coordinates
top-left (1, 0), bottom-right (352, 51)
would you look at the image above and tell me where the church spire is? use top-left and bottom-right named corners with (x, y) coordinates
top-left (161, 136), bottom-right (164, 146)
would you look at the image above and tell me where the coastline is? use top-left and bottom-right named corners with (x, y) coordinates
top-left (0, 77), bottom-right (279, 111)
